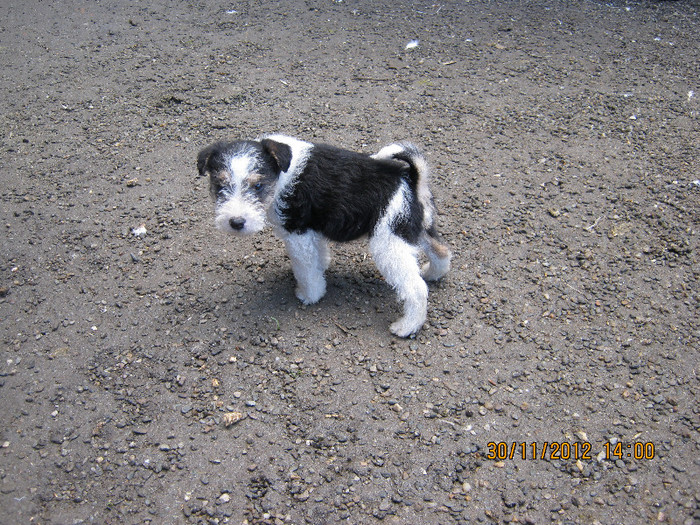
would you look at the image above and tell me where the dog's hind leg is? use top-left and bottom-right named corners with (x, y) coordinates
top-left (318, 235), bottom-right (332, 271)
top-left (283, 231), bottom-right (328, 304)
top-left (420, 230), bottom-right (451, 282)
top-left (369, 233), bottom-right (428, 338)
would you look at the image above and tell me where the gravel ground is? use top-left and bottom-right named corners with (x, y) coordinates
top-left (1, 1), bottom-right (698, 524)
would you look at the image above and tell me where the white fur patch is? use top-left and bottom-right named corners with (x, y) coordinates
top-left (385, 181), bottom-right (411, 225)
top-left (372, 143), bottom-right (405, 160)
top-left (214, 195), bottom-right (266, 235)
top-left (229, 155), bottom-right (255, 183)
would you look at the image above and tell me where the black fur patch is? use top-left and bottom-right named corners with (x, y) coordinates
top-left (280, 144), bottom-right (423, 243)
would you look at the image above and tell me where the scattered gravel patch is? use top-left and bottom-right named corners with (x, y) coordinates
top-left (0, 1), bottom-right (698, 524)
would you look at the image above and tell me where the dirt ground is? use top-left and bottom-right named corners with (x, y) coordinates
top-left (1, 0), bottom-right (698, 524)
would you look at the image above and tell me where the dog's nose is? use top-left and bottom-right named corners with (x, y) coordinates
top-left (229, 218), bottom-right (246, 231)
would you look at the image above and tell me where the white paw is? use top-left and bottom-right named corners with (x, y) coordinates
top-left (421, 260), bottom-right (450, 282)
top-left (420, 262), bottom-right (440, 281)
top-left (390, 317), bottom-right (423, 338)
top-left (295, 283), bottom-right (326, 305)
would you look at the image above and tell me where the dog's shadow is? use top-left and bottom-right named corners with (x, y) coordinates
top-left (213, 263), bottom-right (398, 338)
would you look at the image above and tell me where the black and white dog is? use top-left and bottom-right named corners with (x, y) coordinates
top-left (197, 134), bottom-right (450, 337)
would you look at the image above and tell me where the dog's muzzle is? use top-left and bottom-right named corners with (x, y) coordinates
top-left (214, 197), bottom-right (266, 235)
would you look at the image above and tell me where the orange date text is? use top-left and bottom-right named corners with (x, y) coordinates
top-left (486, 441), bottom-right (593, 461)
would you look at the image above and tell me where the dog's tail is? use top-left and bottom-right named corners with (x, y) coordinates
top-left (372, 142), bottom-right (427, 179)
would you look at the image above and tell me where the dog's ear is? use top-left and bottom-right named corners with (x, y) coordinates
top-left (260, 139), bottom-right (292, 173)
top-left (197, 144), bottom-right (216, 176)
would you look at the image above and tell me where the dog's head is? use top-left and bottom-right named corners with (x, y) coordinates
top-left (197, 139), bottom-right (292, 235)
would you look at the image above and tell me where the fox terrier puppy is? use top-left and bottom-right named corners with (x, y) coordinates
top-left (197, 134), bottom-right (451, 337)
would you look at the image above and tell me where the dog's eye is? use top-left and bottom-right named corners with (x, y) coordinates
top-left (253, 182), bottom-right (265, 192)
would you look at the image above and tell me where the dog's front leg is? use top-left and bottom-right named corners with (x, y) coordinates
top-left (282, 231), bottom-right (328, 304)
